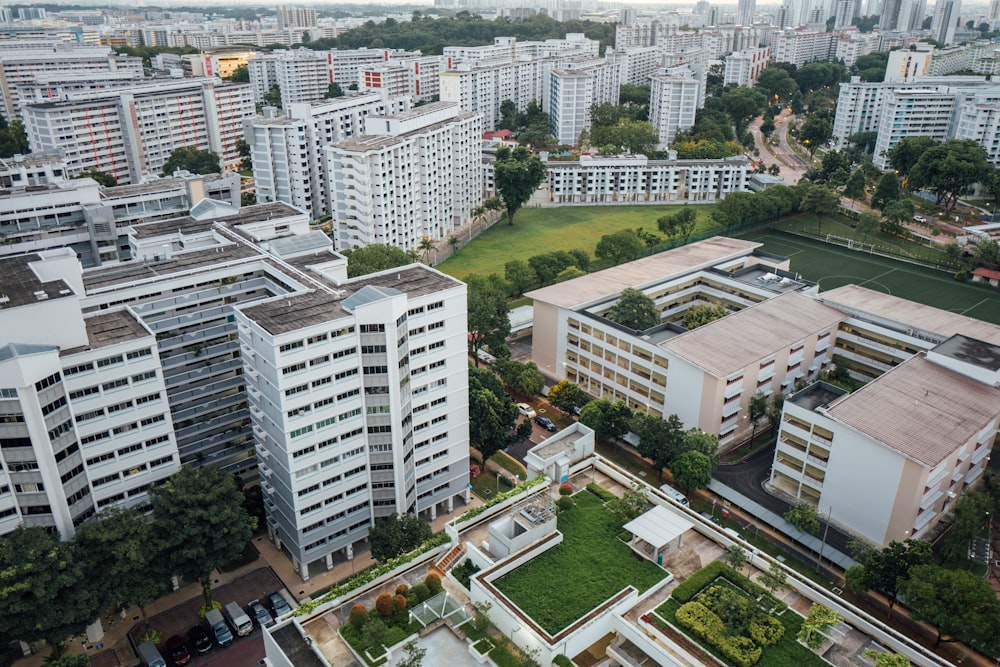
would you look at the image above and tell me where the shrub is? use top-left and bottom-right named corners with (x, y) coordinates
top-left (452, 558), bottom-right (481, 589)
top-left (375, 593), bottom-right (394, 617)
top-left (412, 582), bottom-right (432, 602)
top-left (672, 561), bottom-right (777, 606)
top-left (719, 635), bottom-right (762, 667)
top-left (555, 496), bottom-right (574, 512)
top-left (394, 594), bottom-right (408, 612)
top-left (395, 583), bottom-right (410, 597)
top-left (384, 625), bottom-right (408, 647)
top-left (748, 616), bottom-right (784, 646)
top-left (558, 483), bottom-right (573, 496)
top-left (425, 572), bottom-right (443, 595)
top-left (699, 585), bottom-right (754, 631)
top-left (553, 656), bottom-right (576, 667)
top-left (348, 603), bottom-right (368, 631)
top-left (586, 482), bottom-right (616, 502)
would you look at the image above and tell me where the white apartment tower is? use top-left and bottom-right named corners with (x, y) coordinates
top-left (931, 0), bottom-right (962, 45)
top-left (0, 249), bottom-right (181, 539)
top-left (549, 59), bottom-right (621, 146)
top-left (235, 264), bottom-right (470, 579)
top-left (23, 78), bottom-right (254, 185)
top-left (327, 103), bottom-right (482, 252)
top-left (249, 49), bottom-right (330, 107)
top-left (649, 72), bottom-right (700, 148)
top-left (723, 47), bottom-right (771, 87)
top-left (276, 6), bottom-right (318, 29)
top-left (737, 0), bottom-right (756, 26)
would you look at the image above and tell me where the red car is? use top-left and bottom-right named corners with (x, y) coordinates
top-left (165, 635), bottom-right (191, 666)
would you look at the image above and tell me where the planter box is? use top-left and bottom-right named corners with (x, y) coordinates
top-left (470, 638), bottom-right (493, 664)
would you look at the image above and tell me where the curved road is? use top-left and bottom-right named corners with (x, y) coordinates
top-left (751, 110), bottom-right (812, 184)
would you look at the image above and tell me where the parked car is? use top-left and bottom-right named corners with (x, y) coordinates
top-left (914, 215), bottom-right (927, 223)
top-left (248, 599), bottom-right (275, 628)
top-left (534, 415), bottom-right (557, 432)
top-left (267, 591), bottom-right (291, 618)
top-left (187, 625), bottom-right (212, 655)
top-left (516, 403), bottom-right (536, 419)
top-left (165, 635), bottom-right (191, 666)
top-left (204, 608), bottom-right (233, 647)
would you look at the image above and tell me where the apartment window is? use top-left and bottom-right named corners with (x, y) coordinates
top-left (279, 340), bottom-right (304, 353)
top-left (127, 349), bottom-right (152, 360)
top-left (97, 355), bottom-right (124, 368)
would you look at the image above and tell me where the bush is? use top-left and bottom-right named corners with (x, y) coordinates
top-left (553, 656), bottom-right (575, 667)
top-left (425, 572), bottom-right (443, 595)
top-left (375, 593), bottom-right (394, 617)
top-left (748, 616), bottom-right (784, 646)
top-left (412, 582), bottom-right (431, 602)
top-left (394, 594), bottom-right (407, 611)
top-left (558, 483), bottom-right (574, 496)
top-left (671, 561), bottom-right (779, 607)
top-left (555, 496), bottom-right (574, 512)
top-left (452, 558), bottom-right (481, 590)
top-left (586, 482), bottom-right (617, 502)
top-left (700, 585), bottom-right (754, 631)
top-left (675, 601), bottom-right (726, 643)
top-left (395, 583), bottom-right (410, 597)
top-left (720, 635), bottom-right (762, 667)
top-left (348, 603), bottom-right (368, 631)
top-left (384, 625), bottom-right (408, 647)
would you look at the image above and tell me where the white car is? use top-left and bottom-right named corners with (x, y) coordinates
top-left (517, 403), bottom-right (536, 419)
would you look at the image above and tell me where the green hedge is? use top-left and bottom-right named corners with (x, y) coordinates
top-left (675, 602), bottom-right (762, 667)
top-left (749, 617), bottom-right (785, 647)
top-left (672, 561), bottom-right (785, 613)
top-left (553, 655), bottom-right (576, 667)
top-left (454, 475), bottom-right (548, 524)
top-left (586, 482), bottom-right (617, 502)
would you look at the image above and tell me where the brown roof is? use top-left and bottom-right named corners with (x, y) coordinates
top-left (525, 237), bottom-right (761, 310)
top-left (818, 284), bottom-right (1000, 346)
top-left (659, 291), bottom-right (845, 377)
top-left (826, 353), bottom-right (1000, 467)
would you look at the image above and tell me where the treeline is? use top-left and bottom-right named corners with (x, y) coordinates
top-left (306, 12), bottom-right (616, 56)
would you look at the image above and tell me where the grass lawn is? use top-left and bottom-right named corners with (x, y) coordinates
top-left (494, 489), bottom-right (668, 634)
top-left (739, 229), bottom-right (1000, 325)
top-left (471, 468), bottom-right (515, 501)
top-left (437, 204), bottom-right (719, 280)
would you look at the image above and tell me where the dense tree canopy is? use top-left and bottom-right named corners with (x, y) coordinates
top-left (547, 380), bottom-right (591, 416)
top-left (755, 66), bottom-right (799, 101)
top-left (657, 208), bottom-right (698, 245)
top-left (468, 366), bottom-right (519, 460)
top-left (672, 450), bottom-right (714, 493)
top-left (591, 119), bottom-right (659, 155)
top-left (579, 399), bottom-right (632, 441)
top-left (899, 565), bottom-right (1000, 647)
top-left (871, 171), bottom-right (901, 210)
top-left (161, 147), bottom-right (221, 176)
top-left (681, 302), bottom-right (728, 329)
top-left (466, 273), bottom-right (511, 364)
top-left (605, 288), bottom-right (659, 330)
top-left (719, 87), bottom-right (767, 136)
top-left (631, 412), bottom-right (685, 478)
top-left (908, 139), bottom-right (992, 209)
top-left (344, 244), bottom-right (412, 278)
top-left (887, 136), bottom-right (939, 178)
top-left (845, 539), bottom-right (931, 610)
top-left (368, 513), bottom-right (433, 562)
top-left (494, 145), bottom-right (547, 226)
top-left (595, 229), bottom-right (644, 264)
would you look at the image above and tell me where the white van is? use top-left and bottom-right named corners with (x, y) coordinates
top-left (138, 640), bottom-right (166, 667)
top-left (225, 601), bottom-right (254, 637)
top-left (659, 484), bottom-right (690, 507)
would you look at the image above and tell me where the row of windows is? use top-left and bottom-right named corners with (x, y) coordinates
top-left (68, 371), bottom-right (157, 401)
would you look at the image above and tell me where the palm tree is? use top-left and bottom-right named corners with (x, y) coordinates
top-left (418, 237), bottom-right (436, 264)
top-left (447, 235), bottom-right (460, 254)
top-left (406, 248), bottom-right (421, 263)
top-left (469, 205), bottom-right (486, 241)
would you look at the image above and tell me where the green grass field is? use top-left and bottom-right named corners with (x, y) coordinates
top-left (739, 230), bottom-right (1000, 324)
top-left (438, 204), bottom-right (718, 280)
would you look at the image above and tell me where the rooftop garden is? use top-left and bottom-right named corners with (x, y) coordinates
top-left (494, 487), bottom-right (668, 635)
top-left (651, 561), bottom-right (829, 667)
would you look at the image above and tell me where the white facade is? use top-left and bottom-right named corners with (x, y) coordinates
top-left (771, 29), bottom-right (835, 66)
top-left (723, 47), bottom-right (771, 87)
top-left (872, 88), bottom-right (960, 167)
top-left (606, 46), bottom-right (659, 86)
top-left (235, 265), bottom-right (470, 578)
top-left (931, 0), bottom-right (962, 44)
top-left (885, 46), bottom-right (933, 82)
top-left (23, 78), bottom-right (254, 185)
top-left (327, 103), bottom-right (482, 252)
top-left (549, 59), bottom-right (621, 146)
top-left (650, 73), bottom-right (700, 148)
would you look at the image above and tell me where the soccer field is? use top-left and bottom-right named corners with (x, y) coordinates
top-left (739, 230), bottom-right (1000, 325)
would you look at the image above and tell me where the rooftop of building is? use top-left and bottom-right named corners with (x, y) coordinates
top-left (817, 284), bottom-right (1000, 346)
top-left (826, 353), bottom-right (1000, 467)
top-left (61, 309), bottom-right (149, 355)
top-left (333, 110), bottom-right (478, 152)
top-left (932, 333), bottom-right (1000, 371)
top-left (375, 100), bottom-right (457, 121)
top-left (659, 291), bottom-right (845, 378)
top-left (0, 253), bottom-right (75, 309)
top-left (788, 381), bottom-right (847, 412)
top-left (270, 624), bottom-right (326, 667)
top-left (101, 173), bottom-right (230, 198)
top-left (526, 236), bottom-right (761, 310)
top-left (129, 202), bottom-right (301, 239)
top-left (82, 243), bottom-right (261, 291)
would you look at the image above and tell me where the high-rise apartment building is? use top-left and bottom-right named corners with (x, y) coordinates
top-left (249, 92), bottom-right (410, 221)
top-left (605, 46), bottom-right (659, 86)
top-left (737, 0), bottom-right (756, 25)
top-left (327, 103), bottom-right (482, 252)
top-left (649, 70), bottom-right (700, 148)
top-left (771, 29), bottom-right (835, 66)
top-left (0, 249), bottom-right (180, 539)
top-left (723, 47), bottom-right (771, 87)
top-left (276, 6), bottom-right (318, 29)
top-left (22, 78), bottom-right (254, 185)
top-left (549, 59), bottom-right (621, 145)
top-left (931, 0), bottom-right (962, 45)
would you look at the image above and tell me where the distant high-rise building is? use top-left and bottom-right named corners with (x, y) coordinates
top-left (989, 0), bottom-right (1000, 21)
top-left (737, 0), bottom-right (756, 25)
top-left (931, 0), bottom-right (961, 44)
top-left (695, 0), bottom-right (711, 15)
top-left (897, 0), bottom-right (927, 31)
top-left (879, 0), bottom-right (903, 29)
top-left (834, 0), bottom-right (855, 28)
top-left (275, 6), bottom-right (317, 29)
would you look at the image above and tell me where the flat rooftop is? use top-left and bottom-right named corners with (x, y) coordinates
top-left (0, 253), bottom-right (75, 309)
top-left (531, 429), bottom-right (585, 460)
top-left (130, 202), bottom-right (300, 239)
top-left (334, 111), bottom-right (478, 152)
top-left (83, 243), bottom-right (261, 291)
top-left (526, 237), bottom-right (761, 310)
top-left (660, 291), bottom-right (845, 378)
top-left (818, 284), bottom-right (1000, 346)
top-left (62, 309), bottom-right (149, 355)
top-left (826, 353), bottom-right (1000, 467)
top-left (270, 624), bottom-right (326, 667)
top-left (788, 381), bottom-right (847, 412)
top-left (932, 333), bottom-right (1000, 371)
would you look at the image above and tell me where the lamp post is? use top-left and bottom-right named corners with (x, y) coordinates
top-left (815, 506), bottom-right (832, 573)
top-left (496, 472), bottom-right (502, 494)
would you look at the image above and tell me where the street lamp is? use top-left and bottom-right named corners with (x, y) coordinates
top-left (815, 506), bottom-right (832, 573)
top-left (496, 472), bottom-right (502, 494)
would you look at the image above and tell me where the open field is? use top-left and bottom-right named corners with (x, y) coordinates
top-left (739, 230), bottom-right (1000, 324)
top-left (437, 204), bottom-right (718, 280)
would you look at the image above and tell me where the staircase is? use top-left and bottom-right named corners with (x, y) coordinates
top-left (434, 541), bottom-right (467, 576)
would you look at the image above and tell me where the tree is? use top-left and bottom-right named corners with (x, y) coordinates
top-left (368, 513), bottom-right (433, 562)
top-left (847, 539), bottom-right (931, 611)
top-left (881, 199), bottom-right (915, 233)
top-left (0, 526), bottom-right (99, 655)
top-left (579, 399), bottom-right (633, 442)
top-left (547, 380), bottom-right (590, 416)
top-left (418, 237), bottom-right (436, 264)
top-left (847, 131), bottom-right (878, 154)
top-left (681, 428), bottom-right (720, 463)
top-left (466, 273), bottom-right (511, 366)
top-left (747, 391), bottom-right (768, 445)
top-left (759, 561), bottom-right (788, 595)
top-left (234, 138), bottom-right (252, 172)
top-left (870, 171), bottom-right (900, 210)
top-left (940, 490), bottom-right (994, 561)
top-left (755, 66), bottom-right (799, 101)
top-left (161, 147), bottom-right (221, 176)
top-left (591, 120), bottom-right (659, 155)
top-left (0, 119), bottom-right (28, 158)
top-left (899, 564), bottom-right (1000, 647)
top-left (495, 359), bottom-right (544, 396)
top-left (725, 544), bottom-right (749, 573)
top-left (798, 604), bottom-right (840, 649)
top-left (799, 185), bottom-right (839, 232)
top-left (798, 116), bottom-right (832, 154)
top-left (681, 302), bottom-right (728, 329)
top-left (857, 210), bottom-right (880, 242)
top-left (657, 207), bottom-right (698, 245)
top-left (842, 168), bottom-right (866, 201)
top-left (325, 82), bottom-right (345, 98)
top-left (863, 650), bottom-right (911, 667)
top-left (595, 229), bottom-right (644, 264)
top-left (343, 244), bottom-right (410, 278)
top-left (149, 465), bottom-right (256, 610)
top-left (908, 139), bottom-right (992, 209)
top-left (448, 235), bottom-right (460, 253)
top-left (887, 136), bottom-right (938, 178)
top-left (555, 266), bottom-right (586, 282)
top-left (263, 84), bottom-right (282, 107)
top-left (397, 640), bottom-right (427, 667)
top-left (719, 87), bottom-right (766, 136)
top-left (74, 506), bottom-right (171, 628)
top-left (608, 483), bottom-right (649, 525)
top-left (494, 145), bottom-right (547, 226)
top-left (790, 90), bottom-right (804, 114)
top-left (766, 393), bottom-right (785, 431)
top-left (604, 287), bottom-right (658, 330)
top-left (469, 367), bottom-right (518, 460)
top-left (73, 170), bottom-right (117, 187)
top-left (504, 259), bottom-right (538, 294)
top-left (631, 412), bottom-right (685, 479)
top-left (228, 63), bottom-right (249, 82)
top-left (784, 503), bottom-right (819, 534)
top-left (672, 450), bottom-right (713, 493)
